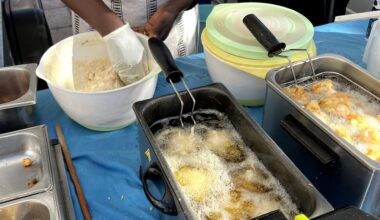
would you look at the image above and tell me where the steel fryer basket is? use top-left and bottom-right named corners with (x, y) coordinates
top-left (243, 13), bottom-right (318, 84)
top-left (148, 37), bottom-right (196, 128)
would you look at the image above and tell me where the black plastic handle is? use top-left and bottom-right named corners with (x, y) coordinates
top-left (280, 114), bottom-right (338, 165)
top-left (243, 14), bottom-right (286, 57)
top-left (142, 163), bottom-right (177, 215)
top-left (148, 37), bottom-right (183, 83)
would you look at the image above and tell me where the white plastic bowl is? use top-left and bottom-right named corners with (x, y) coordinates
top-left (203, 42), bottom-right (267, 106)
top-left (36, 32), bottom-right (160, 131)
top-left (202, 30), bottom-right (316, 106)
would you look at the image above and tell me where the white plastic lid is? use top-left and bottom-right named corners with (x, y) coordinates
top-left (206, 3), bottom-right (314, 59)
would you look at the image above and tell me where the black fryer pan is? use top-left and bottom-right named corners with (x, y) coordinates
top-left (132, 37), bottom-right (333, 219)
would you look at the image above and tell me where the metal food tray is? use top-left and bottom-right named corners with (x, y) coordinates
top-left (0, 190), bottom-right (61, 219)
top-left (263, 54), bottom-right (380, 216)
top-left (0, 125), bottom-right (75, 220)
top-left (0, 126), bottom-right (52, 203)
top-left (0, 64), bottom-right (37, 133)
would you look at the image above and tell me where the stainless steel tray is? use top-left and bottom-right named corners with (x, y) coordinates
top-left (0, 190), bottom-right (61, 219)
top-left (0, 64), bottom-right (37, 133)
top-left (0, 125), bottom-right (75, 220)
top-left (266, 54), bottom-right (380, 169)
top-left (263, 54), bottom-right (380, 216)
top-left (0, 126), bottom-right (52, 203)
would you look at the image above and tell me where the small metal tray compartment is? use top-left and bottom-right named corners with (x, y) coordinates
top-left (0, 125), bottom-right (75, 219)
top-left (263, 54), bottom-right (380, 217)
top-left (0, 191), bottom-right (61, 219)
top-left (0, 64), bottom-right (37, 133)
top-left (134, 83), bottom-right (333, 219)
top-left (0, 126), bottom-right (52, 203)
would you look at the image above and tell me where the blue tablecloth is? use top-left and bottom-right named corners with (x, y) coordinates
top-left (35, 20), bottom-right (369, 220)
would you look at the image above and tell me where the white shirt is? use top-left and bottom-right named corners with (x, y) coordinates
top-left (72, 0), bottom-right (199, 58)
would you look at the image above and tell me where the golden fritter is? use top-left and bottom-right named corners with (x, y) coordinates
top-left (310, 79), bottom-right (335, 95)
top-left (366, 147), bottom-right (380, 162)
top-left (205, 212), bottom-right (222, 220)
top-left (346, 114), bottom-right (369, 129)
top-left (165, 129), bottom-right (200, 156)
top-left (283, 85), bottom-right (310, 105)
top-left (231, 167), bottom-right (272, 193)
top-left (319, 92), bottom-right (352, 117)
top-left (229, 190), bottom-right (242, 203)
top-left (205, 129), bottom-right (245, 163)
top-left (305, 100), bottom-right (321, 114)
top-left (334, 126), bottom-right (352, 144)
top-left (359, 128), bottom-right (380, 145)
top-left (224, 200), bottom-right (256, 220)
top-left (174, 166), bottom-right (214, 203)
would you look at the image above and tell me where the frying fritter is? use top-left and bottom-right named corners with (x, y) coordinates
top-left (283, 85), bottom-right (310, 105)
top-left (205, 212), bottom-right (222, 220)
top-left (346, 114), bottom-right (369, 130)
top-left (310, 79), bottom-right (335, 96)
top-left (305, 100), bottom-right (321, 114)
top-left (205, 129), bottom-right (246, 163)
top-left (319, 92), bottom-right (352, 117)
top-left (224, 200), bottom-right (256, 220)
top-left (174, 165), bottom-right (214, 203)
top-left (231, 167), bottom-right (272, 193)
top-left (165, 129), bottom-right (200, 156)
top-left (334, 126), bottom-right (352, 144)
top-left (359, 128), bottom-right (380, 145)
top-left (366, 147), bottom-right (380, 162)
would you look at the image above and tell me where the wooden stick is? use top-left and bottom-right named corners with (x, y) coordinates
top-left (55, 124), bottom-right (92, 220)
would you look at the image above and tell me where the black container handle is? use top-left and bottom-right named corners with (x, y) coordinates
top-left (280, 114), bottom-right (339, 165)
top-left (142, 163), bottom-right (177, 215)
top-left (242, 14), bottom-right (286, 57)
top-left (148, 37), bottom-right (183, 83)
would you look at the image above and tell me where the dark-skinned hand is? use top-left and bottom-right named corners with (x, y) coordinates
top-left (133, 3), bottom-right (184, 39)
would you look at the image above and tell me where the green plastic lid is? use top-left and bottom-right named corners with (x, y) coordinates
top-left (206, 3), bottom-right (314, 59)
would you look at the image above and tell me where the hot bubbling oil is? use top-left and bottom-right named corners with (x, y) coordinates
top-left (153, 109), bottom-right (299, 220)
top-left (284, 77), bottom-right (380, 162)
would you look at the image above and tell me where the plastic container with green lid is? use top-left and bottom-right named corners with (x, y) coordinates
top-left (202, 29), bottom-right (317, 79)
top-left (201, 28), bottom-right (317, 106)
top-left (206, 3), bottom-right (314, 59)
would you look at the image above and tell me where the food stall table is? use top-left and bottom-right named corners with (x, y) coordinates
top-left (35, 20), bottom-right (369, 219)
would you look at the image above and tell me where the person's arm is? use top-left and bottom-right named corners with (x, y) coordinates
top-left (134, 0), bottom-right (198, 40)
top-left (62, 0), bottom-right (146, 85)
top-left (62, 0), bottom-right (123, 36)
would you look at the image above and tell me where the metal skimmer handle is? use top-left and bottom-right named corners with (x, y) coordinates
top-left (148, 37), bottom-right (196, 127)
top-left (243, 14), bottom-right (316, 84)
top-left (243, 14), bottom-right (286, 57)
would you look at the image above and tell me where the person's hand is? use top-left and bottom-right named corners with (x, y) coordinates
top-left (103, 23), bottom-right (147, 84)
top-left (133, 4), bottom-right (179, 40)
